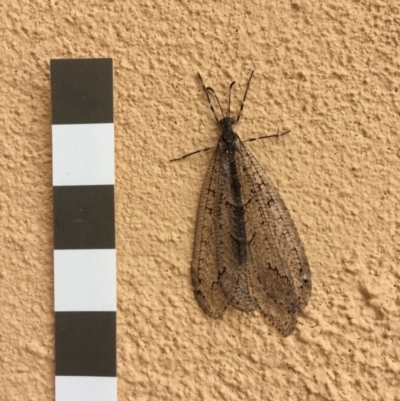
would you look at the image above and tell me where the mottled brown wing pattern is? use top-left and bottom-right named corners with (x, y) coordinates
top-left (213, 140), bottom-right (259, 313)
top-left (191, 149), bottom-right (228, 318)
top-left (191, 136), bottom-right (311, 336)
top-left (237, 139), bottom-right (312, 311)
top-left (236, 139), bottom-right (311, 335)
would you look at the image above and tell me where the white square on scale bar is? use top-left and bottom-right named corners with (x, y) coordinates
top-left (52, 123), bottom-right (114, 186)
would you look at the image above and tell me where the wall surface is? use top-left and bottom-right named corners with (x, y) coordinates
top-left (1, 0), bottom-right (399, 400)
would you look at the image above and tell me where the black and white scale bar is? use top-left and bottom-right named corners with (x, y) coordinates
top-left (51, 58), bottom-right (116, 401)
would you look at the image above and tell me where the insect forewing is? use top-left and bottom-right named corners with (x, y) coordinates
top-left (237, 139), bottom-right (312, 312)
top-left (191, 150), bottom-right (229, 318)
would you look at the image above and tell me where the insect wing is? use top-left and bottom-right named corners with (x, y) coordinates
top-left (237, 139), bottom-right (312, 335)
top-left (191, 149), bottom-right (228, 318)
top-left (213, 141), bottom-right (260, 313)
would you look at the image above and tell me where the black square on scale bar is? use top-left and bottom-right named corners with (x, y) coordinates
top-left (51, 58), bottom-right (113, 125)
top-left (55, 311), bottom-right (116, 377)
top-left (53, 185), bottom-right (115, 250)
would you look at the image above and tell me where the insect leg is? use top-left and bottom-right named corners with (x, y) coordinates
top-left (243, 129), bottom-right (291, 143)
top-left (170, 146), bottom-right (215, 162)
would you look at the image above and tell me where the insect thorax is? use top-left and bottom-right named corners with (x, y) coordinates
top-left (220, 117), bottom-right (237, 147)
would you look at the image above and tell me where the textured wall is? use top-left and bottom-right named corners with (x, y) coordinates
top-left (2, 0), bottom-right (399, 400)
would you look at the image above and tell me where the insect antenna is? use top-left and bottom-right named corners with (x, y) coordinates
top-left (198, 73), bottom-right (220, 123)
top-left (206, 87), bottom-right (224, 119)
top-left (228, 81), bottom-right (236, 117)
top-left (236, 70), bottom-right (254, 123)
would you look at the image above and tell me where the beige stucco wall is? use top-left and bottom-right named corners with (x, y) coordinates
top-left (2, 0), bottom-right (399, 400)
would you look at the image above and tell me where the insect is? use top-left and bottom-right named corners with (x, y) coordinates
top-left (172, 71), bottom-right (311, 336)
